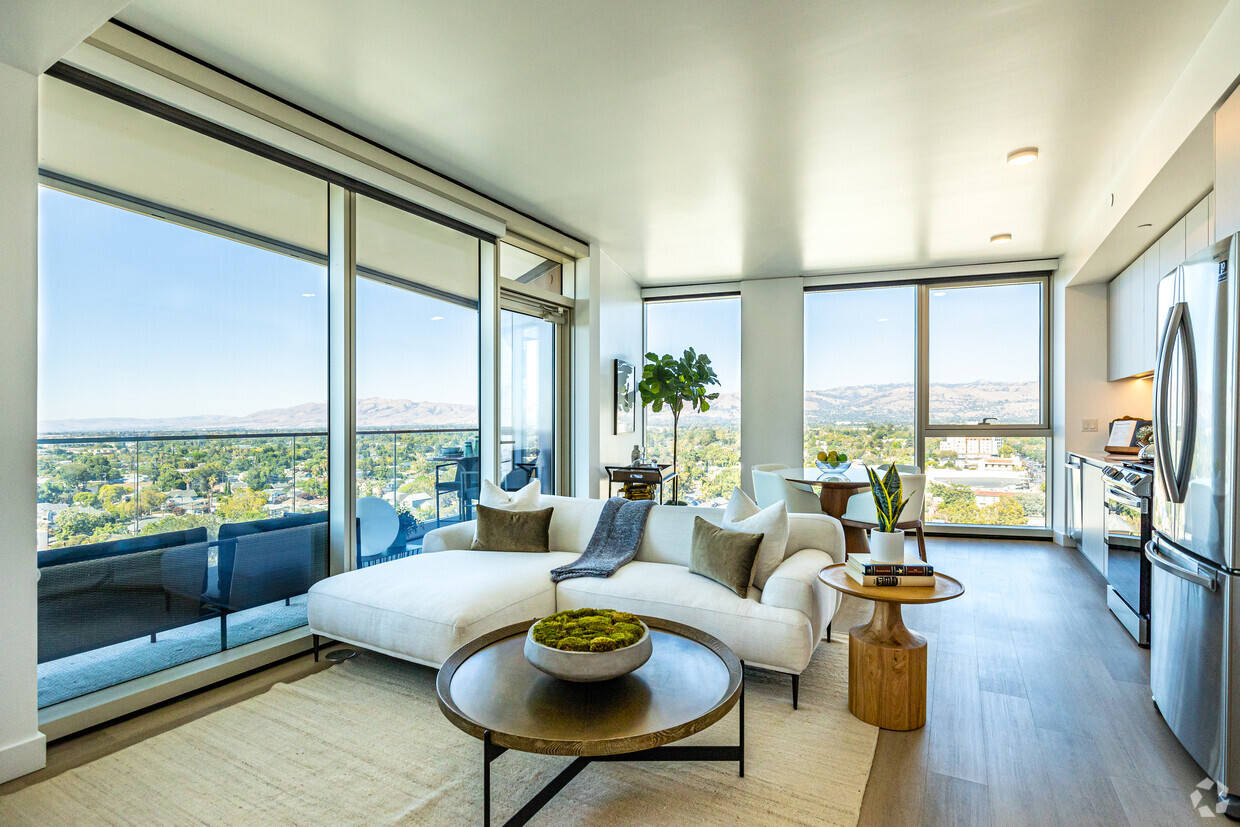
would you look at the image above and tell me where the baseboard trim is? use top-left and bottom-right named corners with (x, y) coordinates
top-left (0, 731), bottom-right (47, 784)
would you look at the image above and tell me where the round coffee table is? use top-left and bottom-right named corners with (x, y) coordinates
top-left (437, 616), bottom-right (744, 826)
top-left (818, 564), bottom-right (964, 730)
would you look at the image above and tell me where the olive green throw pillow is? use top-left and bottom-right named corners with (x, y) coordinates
top-left (470, 504), bottom-right (554, 553)
top-left (689, 516), bottom-right (765, 598)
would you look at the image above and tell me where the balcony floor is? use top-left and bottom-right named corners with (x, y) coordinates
top-left (37, 596), bottom-right (309, 709)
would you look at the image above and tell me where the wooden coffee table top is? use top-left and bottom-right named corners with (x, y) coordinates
top-left (818, 563), bottom-right (965, 604)
top-left (436, 617), bottom-right (742, 757)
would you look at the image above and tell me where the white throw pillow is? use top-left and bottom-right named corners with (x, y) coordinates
top-left (479, 478), bottom-right (541, 511)
top-left (722, 487), bottom-right (789, 590)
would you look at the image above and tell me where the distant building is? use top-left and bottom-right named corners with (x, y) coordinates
top-left (938, 436), bottom-right (1003, 459)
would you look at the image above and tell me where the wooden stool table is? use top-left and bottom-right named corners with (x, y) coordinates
top-left (818, 564), bottom-right (964, 730)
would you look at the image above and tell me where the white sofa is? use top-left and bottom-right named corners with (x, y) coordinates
top-left (307, 494), bottom-right (844, 705)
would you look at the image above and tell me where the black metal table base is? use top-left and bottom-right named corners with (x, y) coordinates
top-left (481, 667), bottom-right (744, 826)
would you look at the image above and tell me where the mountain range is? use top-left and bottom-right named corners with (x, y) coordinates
top-left (40, 381), bottom-right (1038, 435)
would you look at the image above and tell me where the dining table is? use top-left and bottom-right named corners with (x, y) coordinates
top-left (777, 465), bottom-right (873, 558)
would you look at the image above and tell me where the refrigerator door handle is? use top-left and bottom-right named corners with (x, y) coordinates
top-left (1145, 539), bottom-right (1216, 591)
top-left (1154, 301), bottom-right (1194, 504)
top-left (1154, 302), bottom-right (1179, 500)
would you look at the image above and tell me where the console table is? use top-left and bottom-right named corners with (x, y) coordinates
top-left (604, 464), bottom-right (677, 504)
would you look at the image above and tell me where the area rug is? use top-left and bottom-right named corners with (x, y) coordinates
top-left (0, 636), bottom-right (876, 825)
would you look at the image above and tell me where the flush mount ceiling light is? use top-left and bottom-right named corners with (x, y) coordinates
top-left (990, 233), bottom-right (1012, 244)
top-left (1006, 147), bottom-right (1039, 165)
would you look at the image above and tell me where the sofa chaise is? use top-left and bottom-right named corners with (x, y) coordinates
top-left (307, 494), bottom-right (844, 705)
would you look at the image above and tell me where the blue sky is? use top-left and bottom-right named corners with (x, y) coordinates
top-left (38, 187), bottom-right (478, 425)
top-left (642, 284), bottom-right (1041, 395)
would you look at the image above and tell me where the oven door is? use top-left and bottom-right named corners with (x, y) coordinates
top-left (1105, 485), bottom-right (1150, 620)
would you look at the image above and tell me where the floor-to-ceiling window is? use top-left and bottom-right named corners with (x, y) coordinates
top-left (803, 286), bottom-right (916, 466)
top-left (354, 195), bottom-right (481, 567)
top-left (643, 296), bottom-right (741, 506)
top-left (36, 77), bottom-right (330, 706)
top-left (801, 276), bottom-right (1050, 531)
top-left (923, 281), bottom-right (1048, 527)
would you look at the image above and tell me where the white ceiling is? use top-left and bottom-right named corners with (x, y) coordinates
top-left (119, 0), bottom-right (1227, 285)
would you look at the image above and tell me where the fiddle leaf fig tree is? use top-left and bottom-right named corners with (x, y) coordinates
top-left (638, 347), bottom-right (720, 504)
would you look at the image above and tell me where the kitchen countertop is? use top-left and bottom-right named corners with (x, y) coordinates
top-left (1068, 449), bottom-right (1135, 468)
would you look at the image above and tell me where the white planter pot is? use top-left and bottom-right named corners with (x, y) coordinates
top-left (869, 529), bottom-right (905, 564)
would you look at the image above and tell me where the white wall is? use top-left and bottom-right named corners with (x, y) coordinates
top-left (596, 251), bottom-right (643, 496)
top-left (572, 246), bottom-right (643, 499)
top-left (1050, 278), bottom-right (1154, 542)
top-left (0, 60), bottom-right (45, 784)
top-left (739, 278), bottom-right (804, 496)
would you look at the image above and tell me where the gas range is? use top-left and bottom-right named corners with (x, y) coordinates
top-left (1103, 460), bottom-right (1153, 498)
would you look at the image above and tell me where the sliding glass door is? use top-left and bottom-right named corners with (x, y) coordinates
top-left (353, 194), bottom-right (481, 567)
top-left (37, 77), bottom-right (330, 706)
top-left (499, 309), bottom-right (558, 493)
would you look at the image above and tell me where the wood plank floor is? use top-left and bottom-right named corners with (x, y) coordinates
top-left (2, 538), bottom-right (1208, 825)
top-left (851, 537), bottom-right (1206, 827)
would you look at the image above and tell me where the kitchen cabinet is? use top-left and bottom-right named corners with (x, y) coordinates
top-left (1108, 259), bottom-right (1145, 380)
top-left (1186, 195), bottom-right (1211, 257)
top-left (1218, 85), bottom-right (1240, 242)
top-left (1158, 217), bottom-right (1186, 278)
top-left (1142, 248), bottom-right (1160, 362)
top-left (1079, 460), bottom-right (1106, 575)
top-left (1210, 190), bottom-right (1217, 243)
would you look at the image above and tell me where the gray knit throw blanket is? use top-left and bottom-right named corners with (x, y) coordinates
top-left (550, 497), bottom-right (656, 582)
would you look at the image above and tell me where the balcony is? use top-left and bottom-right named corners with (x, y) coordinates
top-left (35, 427), bottom-right (478, 708)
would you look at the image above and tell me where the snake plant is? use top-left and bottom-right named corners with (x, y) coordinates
top-left (867, 464), bottom-right (910, 532)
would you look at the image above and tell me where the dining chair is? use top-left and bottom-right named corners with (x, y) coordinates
top-left (751, 463), bottom-right (824, 514)
top-left (840, 472), bottom-right (929, 561)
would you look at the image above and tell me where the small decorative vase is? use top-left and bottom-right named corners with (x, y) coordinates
top-left (870, 529), bottom-right (905, 564)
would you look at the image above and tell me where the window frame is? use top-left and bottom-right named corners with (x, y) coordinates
top-left (804, 272), bottom-right (1052, 535)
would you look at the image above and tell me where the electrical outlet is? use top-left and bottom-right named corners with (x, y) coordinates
top-left (1082, 418), bottom-right (1098, 433)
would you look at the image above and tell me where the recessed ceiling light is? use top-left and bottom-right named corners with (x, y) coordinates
top-left (301, 292), bottom-right (316, 297)
top-left (1007, 147), bottom-right (1039, 165)
top-left (990, 233), bottom-right (1012, 245)
top-left (1138, 223), bottom-right (1152, 229)
top-left (932, 291), bottom-right (947, 297)
top-left (430, 315), bottom-right (444, 321)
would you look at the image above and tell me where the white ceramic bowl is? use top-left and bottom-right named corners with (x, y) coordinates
top-left (523, 618), bottom-right (652, 682)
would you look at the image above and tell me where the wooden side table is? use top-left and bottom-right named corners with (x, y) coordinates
top-left (818, 564), bottom-right (964, 730)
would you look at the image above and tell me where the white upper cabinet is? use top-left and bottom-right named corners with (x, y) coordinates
top-left (1159, 217), bottom-right (1187, 276)
top-left (1210, 190), bottom-right (1217, 243)
top-left (1186, 195), bottom-right (1211, 257)
top-left (1142, 248), bottom-right (1160, 364)
top-left (1108, 259), bottom-right (1146, 380)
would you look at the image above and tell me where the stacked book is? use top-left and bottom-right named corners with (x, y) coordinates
top-left (845, 554), bottom-right (935, 587)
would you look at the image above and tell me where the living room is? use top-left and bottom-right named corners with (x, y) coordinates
top-left (4, 1), bottom-right (1240, 824)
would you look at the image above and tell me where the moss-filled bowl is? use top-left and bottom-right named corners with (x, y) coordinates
top-left (524, 609), bottom-right (652, 683)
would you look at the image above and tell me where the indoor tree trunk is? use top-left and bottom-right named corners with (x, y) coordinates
top-left (671, 410), bottom-right (680, 503)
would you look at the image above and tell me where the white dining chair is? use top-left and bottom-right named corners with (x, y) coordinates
top-left (751, 464), bottom-right (824, 514)
top-left (841, 471), bottom-right (928, 561)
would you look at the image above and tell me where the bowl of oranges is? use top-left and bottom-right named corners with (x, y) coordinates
top-left (814, 450), bottom-right (851, 474)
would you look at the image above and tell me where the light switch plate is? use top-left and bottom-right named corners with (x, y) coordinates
top-left (1082, 418), bottom-right (1099, 433)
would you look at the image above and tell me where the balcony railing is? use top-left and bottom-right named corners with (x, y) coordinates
top-left (36, 426), bottom-right (480, 551)
top-left (34, 425), bottom-right (479, 709)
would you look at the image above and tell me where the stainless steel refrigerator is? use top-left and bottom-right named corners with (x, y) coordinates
top-left (1147, 233), bottom-right (1240, 811)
